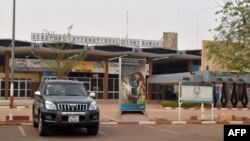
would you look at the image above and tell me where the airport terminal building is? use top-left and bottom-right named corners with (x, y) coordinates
top-left (0, 32), bottom-right (202, 100)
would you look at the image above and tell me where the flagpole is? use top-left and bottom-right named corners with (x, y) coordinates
top-left (9, 0), bottom-right (16, 121)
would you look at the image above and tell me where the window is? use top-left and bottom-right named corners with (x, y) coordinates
top-left (108, 78), bottom-right (119, 99)
top-left (45, 83), bottom-right (87, 96)
top-left (108, 79), bottom-right (113, 91)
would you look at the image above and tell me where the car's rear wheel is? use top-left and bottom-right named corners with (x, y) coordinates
top-left (87, 123), bottom-right (99, 135)
top-left (32, 109), bottom-right (38, 128)
top-left (38, 112), bottom-right (49, 136)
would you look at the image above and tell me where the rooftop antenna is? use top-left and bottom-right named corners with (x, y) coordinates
top-left (126, 10), bottom-right (128, 39)
top-left (197, 14), bottom-right (198, 49)
top-left (67, 24), bottom-right (73, 35)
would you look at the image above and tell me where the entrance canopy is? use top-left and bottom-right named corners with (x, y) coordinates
top-left (0, 39), bottom-right (200, 61)
top-left (148, 71), bottom-right (250, 84)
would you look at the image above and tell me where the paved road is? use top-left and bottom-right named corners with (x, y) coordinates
top-left (1, 99), bottom-right (250, 122)
top-left (0, 124), bottom-right (223, 141)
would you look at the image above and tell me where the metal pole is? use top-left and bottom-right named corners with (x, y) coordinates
top-left (9, 0), bottom-right (16, 121)
top-left (196, 13), bottom-right (198, 49)
top-left (211, 103), bottom-right (214, 121)
top-left (201, 103), bottom-right (204, 120)
top-left (126, 10), bottom-right (128, 39)
top-left (119, 57), bottom-right (122, 114)
top-left (178, 82), bottom-right (181, 122)
top-left (96, 74), bottom-right (98, 96)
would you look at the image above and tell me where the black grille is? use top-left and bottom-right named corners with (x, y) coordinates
top-left (58, 104), bottom-right (87, 111)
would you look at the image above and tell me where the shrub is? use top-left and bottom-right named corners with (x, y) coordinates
top-left (160, 101), bottom-right (200, 108)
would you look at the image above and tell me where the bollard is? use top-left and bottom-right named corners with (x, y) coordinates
top-left (240, 83), bottom-right (249, 108)
top-left (221, 82), bottom-right (228, 108)
top-left (213, 82), bottom-right (218, 107)
top-left (230, 82), bottom-right (238, 108)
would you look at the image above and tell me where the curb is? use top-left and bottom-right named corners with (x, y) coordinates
top-left (0, 105), bottom-right (32, 109)
top-left (115, 120), bottom-right (250, 125)
top-left (0, 121), bottom-right (22, 126)
top-left (1, 120), bottom-right (250, 126)
top-left (139, 121), bottom-right (156, 125)
top-left (6, 116), bottom-right (29, 121)
top-left (201, 121), bottom-right (216, 124)
top-left (0, 106), bottom-right (9, 109)
top-left (161, 107), bottom-right (250, 110)
top-left (2, 106), bottom-right (248, 110)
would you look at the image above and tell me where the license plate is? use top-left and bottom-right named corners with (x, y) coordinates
top-left (68, 115), bottom-right (79, 122)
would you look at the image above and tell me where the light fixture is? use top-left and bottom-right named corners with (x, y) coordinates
top-left (153, 56), bottom-right (169, 61)
top-left (153, 54), bottom-right (176, 61)
top-left (182, 77), bottom-right (190, 81)
top-left (109, 54), bottom-right (128, 61)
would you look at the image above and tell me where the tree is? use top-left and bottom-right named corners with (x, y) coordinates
top-left (32, 28), bottom-right (87, 79)
top-left (206, 0), bottom-right (250, 74)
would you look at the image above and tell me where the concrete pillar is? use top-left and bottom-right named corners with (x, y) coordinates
top-left (188, 60), bottom-right (193, 72)
top-left (221, 82), bottom-right (228, 108)
top-left (147, 58), bottom-right (153, 100)
top-left (163, 32), bottom-right (178, 49)
top-left (241, 83), bottom-right (249, 108)
top-left (230, 82), bottom-right (238, 108)
top-left (4, 51), bottom-right (10, 99)
top-left (103, 57), bottom-right (109, 100)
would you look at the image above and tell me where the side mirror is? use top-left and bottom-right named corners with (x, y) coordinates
top-left (89, 92), bottom-right (96, 98)
top-left (35, 91), bottom-right (41, 96)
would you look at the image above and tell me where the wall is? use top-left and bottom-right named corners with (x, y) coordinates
top-left (0, 72), bottom-right (40, 82)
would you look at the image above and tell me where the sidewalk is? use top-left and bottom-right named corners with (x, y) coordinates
top-left (1, 98), bottom-right (250, 124)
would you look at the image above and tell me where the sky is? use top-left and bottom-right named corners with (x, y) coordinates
top-left (0, 0), bottom-right (220, 50)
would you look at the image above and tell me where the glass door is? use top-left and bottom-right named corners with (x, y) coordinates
top-left (90, 77), bottom-right (104, 99)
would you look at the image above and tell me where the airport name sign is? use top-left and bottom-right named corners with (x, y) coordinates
top-left (31, 33), bottom-right (163, 47)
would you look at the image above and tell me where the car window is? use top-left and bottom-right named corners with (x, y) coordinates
top-left (45, 83), bottom-right (87, 96)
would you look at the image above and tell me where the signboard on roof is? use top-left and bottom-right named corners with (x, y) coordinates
top-left (11, 59), bottom-right (148, 75)
top-left (31, 33), bottom-right (163, 48)
top-left (11, 59), bottom-right (121, 74)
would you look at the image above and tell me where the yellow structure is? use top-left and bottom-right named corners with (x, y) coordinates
top-left (201, 40), bottom-right (230, 72)
top-left (0, 73), bottom-right (40, 82)
top-left (163, 32), bottom-right (178, 49)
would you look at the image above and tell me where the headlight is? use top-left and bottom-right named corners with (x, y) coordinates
top-left (89, 101), bottom-right (97, 110)
top-left (45, 100), bottom-right (57, 110)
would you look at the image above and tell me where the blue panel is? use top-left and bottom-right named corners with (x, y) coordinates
top-left (120, 104), bottom-right (145, 112)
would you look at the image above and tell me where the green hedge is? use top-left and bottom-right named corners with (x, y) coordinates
top-left (160, 101), bottom-right (201, 108)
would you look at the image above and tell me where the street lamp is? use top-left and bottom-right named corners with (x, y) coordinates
top-left (9, 0), bottom-right (16, 121)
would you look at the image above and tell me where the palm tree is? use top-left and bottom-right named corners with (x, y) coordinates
top-left (32, 27), bottom-right (87, 79)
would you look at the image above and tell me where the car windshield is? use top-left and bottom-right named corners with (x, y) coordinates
top-left (45, 83), bottom-right (87, 96)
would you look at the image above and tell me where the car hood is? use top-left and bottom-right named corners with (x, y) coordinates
top-left (44, 95), bottom-right (94, 104)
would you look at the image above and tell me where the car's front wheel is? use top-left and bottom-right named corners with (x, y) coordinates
top-left (87, 123), bottom-right (99, 135)
top-left (38, 112), bottom-right (49, 136)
